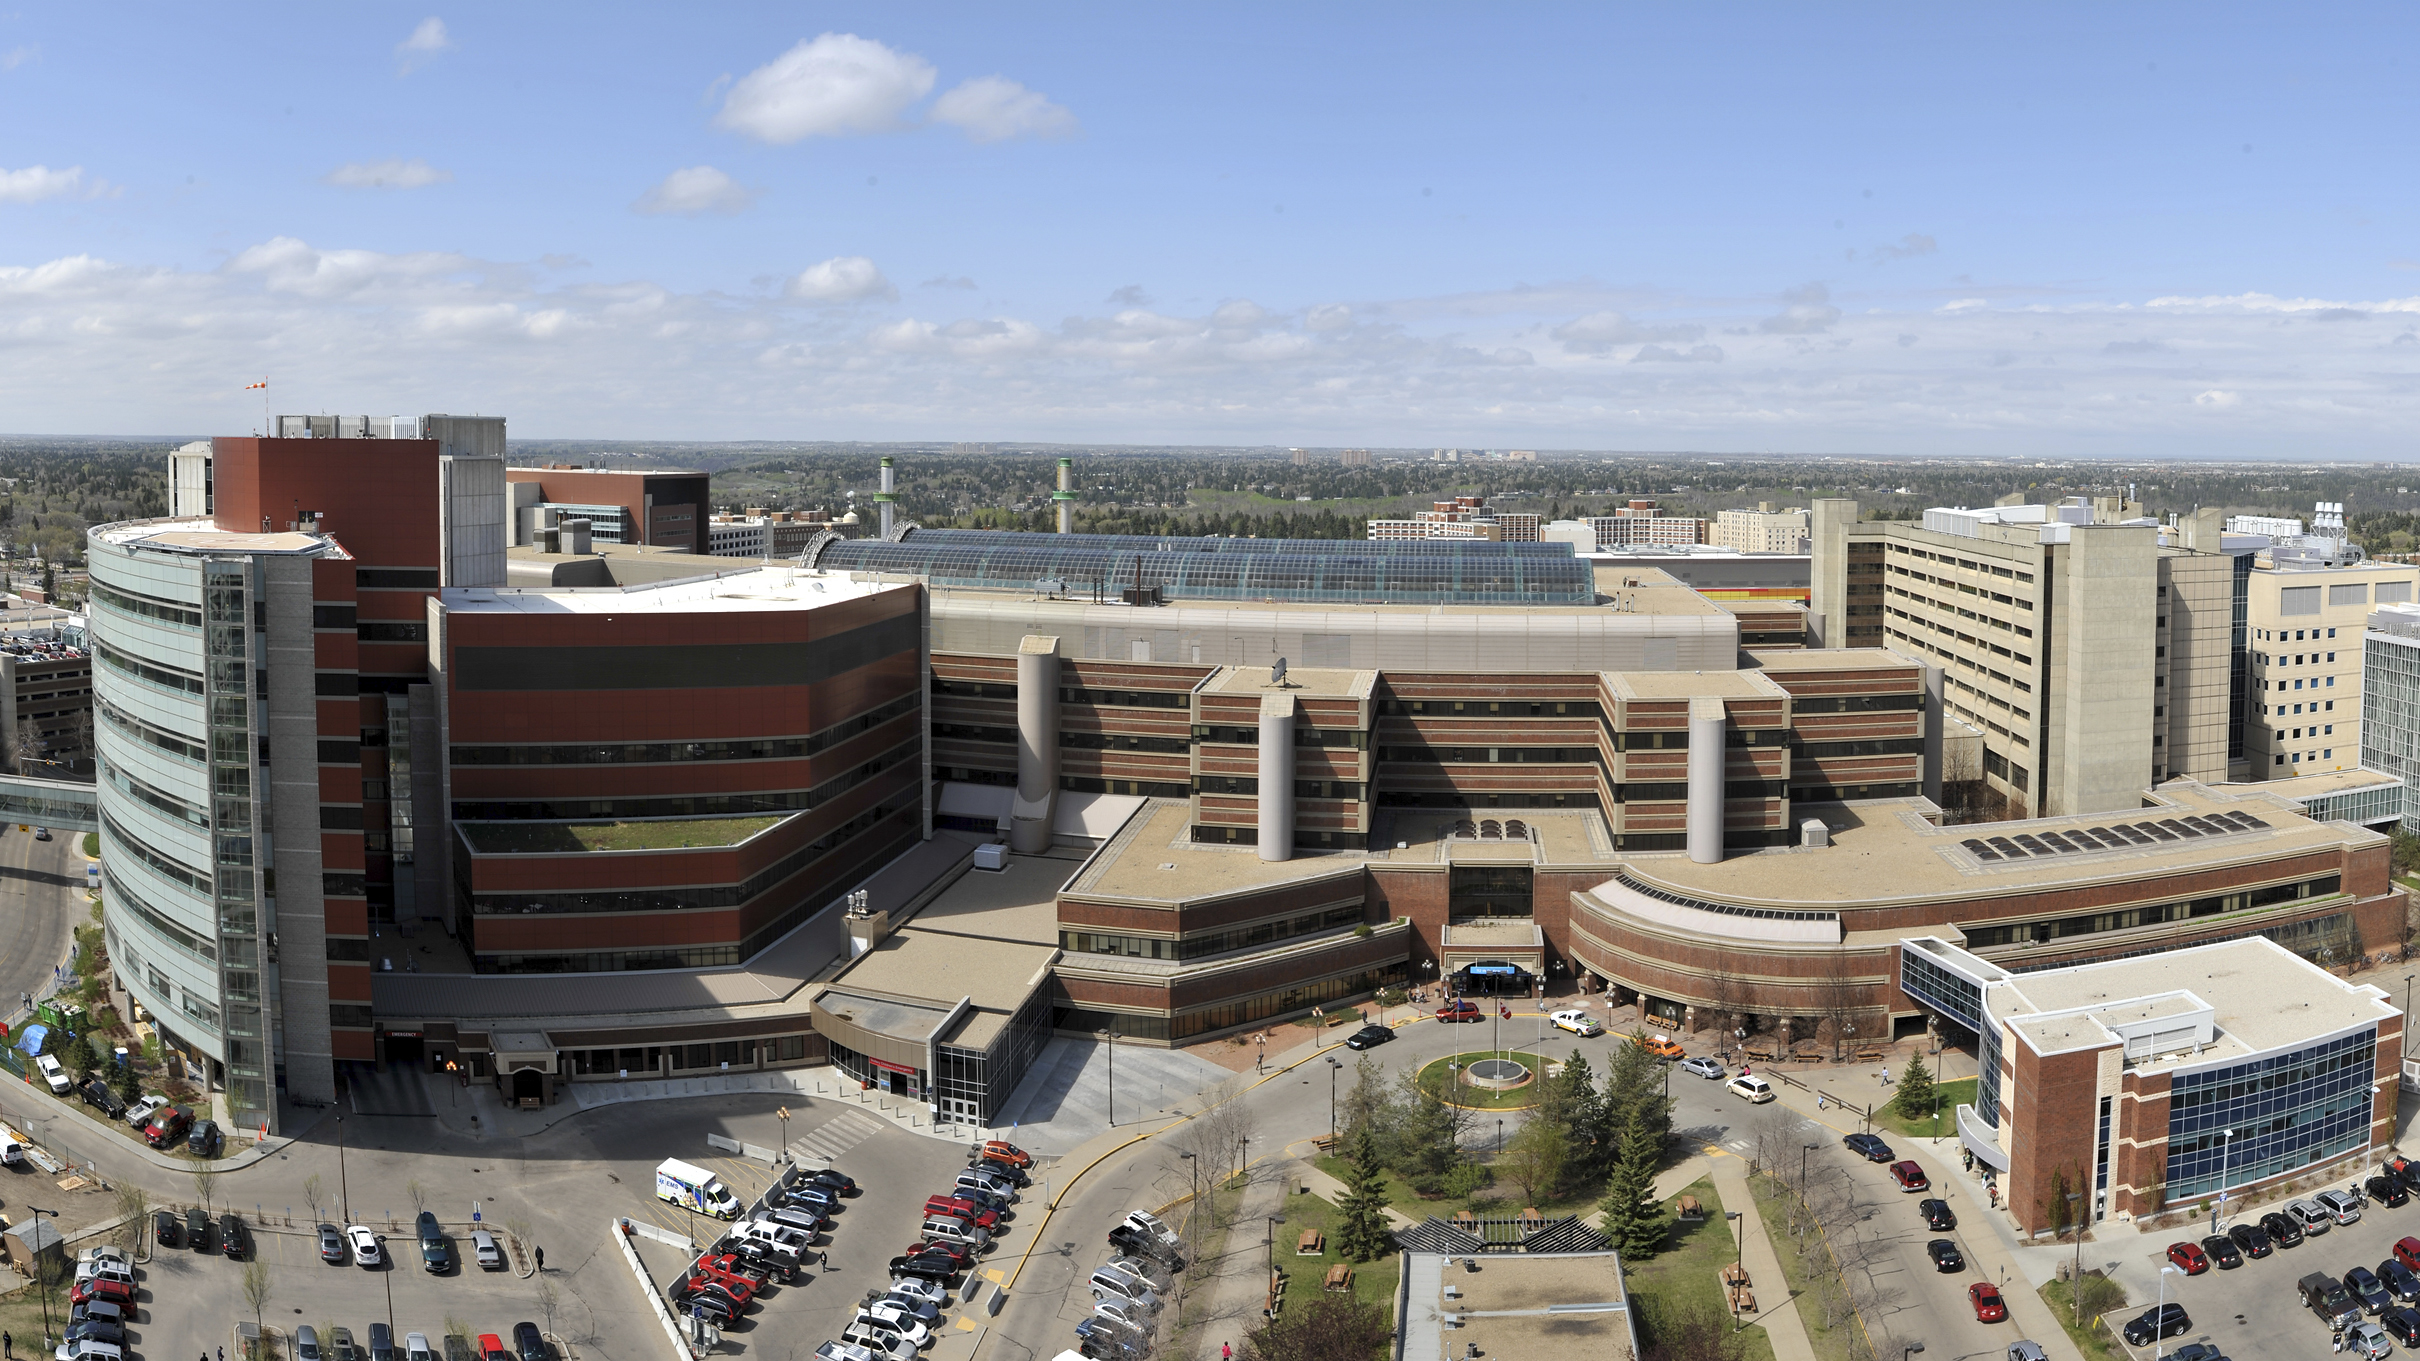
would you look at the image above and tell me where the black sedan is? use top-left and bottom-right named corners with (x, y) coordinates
top-left (152, 1209), bottom-right (180, 1250)
top-left (2122, 1304), bottom-right (2191, 1347)
top-left (1926, 1238), bottom-right (1965, 1273)
top-left (1343, 1025), bottom-right (1394, 1051)
top-left (2374, 1176), bottom-right (2414, 1208)
top-left (889, 1252), bottom-right (960, 1282)
top-left (2259, 1211), bottom-right (2303, 1247)
top-left (1919, 1198), bottom-right (1956, 1231)
top-left (1843, 1133), bottom-right (1893, 1162)
top-left (807, 1169), bottom-right (860, 1197)
top-left (2227, 1223), bottom-right (2272, 1259)
top-left (64, 1321), bottom-right (124, 1348)
top-left (2199, 1233), bottom-right (2242, 1269)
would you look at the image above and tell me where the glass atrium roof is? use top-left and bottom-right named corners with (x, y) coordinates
top-left (814, 529), bottom-right (1595, 605)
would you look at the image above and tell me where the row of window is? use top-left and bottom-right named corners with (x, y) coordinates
top-left (450, 735), bottom-right (919, 822)
top-left (93, 639), bottom-right (205, 697)
top-left (1885, 542), bottom-right (2035, 584)
top-left (90, 579), bottom-right (202, 630)
top-left (1194, 775), bottom-right (1366, 799)
top-left (2272, 675), bottom-right (2336, 693)
top-left (1059, 903), bottom-right (1366, 962)
top-left (2274, 750), bottom-right (2335, 766)
top-left (1961, 874), bottom-right (2343, 949)
top-left (1887, 564), bottom-right (2036, 611)
top-left (1052, 960), bottom-right (1409, 1043)
top-left (1885, 608), bottom-right (2036, 665)
top-left (451, 693), bottom-right (923, 767)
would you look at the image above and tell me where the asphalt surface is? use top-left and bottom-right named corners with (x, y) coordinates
top-left (2117, 1189), bottom-right (2420, 1361)
top-left (0, 828), bottom-right (82, 1019)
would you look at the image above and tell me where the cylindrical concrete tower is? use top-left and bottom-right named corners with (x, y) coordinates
top-left (1012, 635), bottom-right (1061, 854)
top-left (1686, 696), bottom-right (1727, 864)
top-left (1054, 457), bottom-right (1076, 534)
top-left (1258, 692), bottom-right (1297, 862)
top-left (876, 455), bottom-right (898, 540)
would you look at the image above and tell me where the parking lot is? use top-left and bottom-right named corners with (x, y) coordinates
top-left (2117, 1188), bottom-right (2420, 1359)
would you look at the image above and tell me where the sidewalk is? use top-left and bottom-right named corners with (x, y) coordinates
top-left (1186, 1167), bottom-right (1288, 1361)
top-left (1709, 1153), bottom-right (1821, 1361)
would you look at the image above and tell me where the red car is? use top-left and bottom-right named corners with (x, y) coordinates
top-left (924, 1195), bottom-right (1001, 1231)
top-left (2166, 1240), bottom-right (2210, 1275)
top-left (1888, 1161), bottom-right (1929, 1192)
top-left (1436, 1000), bottom-right (1483, 1023)
top-left (903, 1239), bottom-right (975, 1268)
top-left (2398, 1237), bottom-right (2420, 1273)
top-left (70, 1277), bottom-right (133, 1308)
top-left (1969, 1283), bottom-right (2007, 1323)
top-left (977, 1140), bottom-right (1033, 1170)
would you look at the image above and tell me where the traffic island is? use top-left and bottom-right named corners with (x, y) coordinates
top-left (1413, 1054), bottom-right (1542, 1110)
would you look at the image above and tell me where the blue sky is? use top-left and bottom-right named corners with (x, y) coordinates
top-left (6, 6), bottom-right (2420, 453)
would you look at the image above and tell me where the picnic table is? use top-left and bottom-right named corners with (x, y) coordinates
top-left (1676, 1195), bottom-right (1704, 1222)
top-left (1721, 1263), bottom-right (1752, 1288)
top-left (1518, 1208), bottom-right (1544, 1229)
top-left (1856, 1049), bottom-right (1886, 1062)
top-left (1297, 1229), bottom-right (1324, 1256)
top-left (1453, 1210), bottom-right (1477, 1230)
top-left (1324, 1263), bottom-right (1354, 1292)
top-left (1266, 1268), bottom-right (1285, 1317)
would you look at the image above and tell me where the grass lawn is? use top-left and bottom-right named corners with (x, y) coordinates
top-left (1412, 1053), bottom-right (1543, 1111)
top-left (1869, 1078), bottom-right (1978, 1140)
top-left (1173, 1180), bottom-right (1249, 1343)
top-left (1266, 1191), bottom-right (1401, 1320)
top-left (2038, 1276), bottom-right (2131, 1361)
top-left (458, 815), bottom-right (784, 853)
top-left (1624, 1177), bottom-right (1776, 1361)
top-left (1749, 1171), bottom-right (1864, 1361)
top-left (1310, 1154), bottom-right (1596, 1223)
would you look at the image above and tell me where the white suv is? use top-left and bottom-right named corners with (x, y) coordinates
top-left (35, 1054), bottom-right (67, 1094)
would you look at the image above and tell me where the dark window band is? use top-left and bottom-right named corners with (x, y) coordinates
top-left (454, 611), bottom-right (917, 691)
top-left (450, 693), bottom-right (920, 767)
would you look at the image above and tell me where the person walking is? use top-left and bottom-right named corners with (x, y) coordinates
top-left (7, 1327), bottom-right (15, 1358)
top-left (1222, 1344), bottom-right (1232, 1361)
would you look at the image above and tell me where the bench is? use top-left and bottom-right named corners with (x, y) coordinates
top-left (1676, 1195), bottom-right (1704, 1223)
top-left (1741, 1046), bottom-right (1776, 1062)
top-left (1728, 1284), bottom-right (1757, 1314)
top-left (1311, 1134), bottom-right (1338, 1154)
top-left (1720, 1263), bottom-right (1751, 1288)
top-left (1518, 1208), bottom-right (1544, 1230)
top-left (1453, 1210), bottom-right (1477, 1230)
top-left (1297, 1229), bottom-right (1325, 1256)
top-left (1856, 1049), bottom-right (1885, 1062)
top-left (1324, 1263), bottom-right (1354, 1293)
top-left (1265, 1268), bottom-right (1284, 1318)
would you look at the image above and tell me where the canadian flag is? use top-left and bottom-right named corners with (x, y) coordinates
top-left (1499, 1003), bottom-right (1511, 1020)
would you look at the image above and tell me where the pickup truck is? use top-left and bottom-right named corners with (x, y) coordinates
top-left (2304, 1271), bottom-right (2364, 1330)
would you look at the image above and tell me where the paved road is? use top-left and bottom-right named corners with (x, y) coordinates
top-left (0, 827), bottom-right (81, 1018)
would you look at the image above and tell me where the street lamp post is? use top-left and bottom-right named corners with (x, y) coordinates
top-left (776, 1106), bottom-right (791, 1159)
top-left (2215, 1129), bottom-right (2235, 1231)
top-left (1100, 1022), bottom-right (1117, 1128)
top-left (1496, 1119), bottom-right (1503, 1155)
top-left (336, 1113), bottom-right (350, 1222)
top-left (2066, 1192), bottom-right (2084, 1323)
top-left (26, 1204), bottom-right (54, 1349)
top-left (1801, 1143), bottom-right (1818, 1200)
top-left (1178, 1151), bottom-right (1199, 1253)
top-left (1726, 1211), bottom-right (1745, 1331)
top-left (2154, 1264), bottom-right (2181, 1360)
top-left (2369, 1086), bottom-right (2385, 1178)
top-left (1328, 1058), bottom-right (1343, 1144)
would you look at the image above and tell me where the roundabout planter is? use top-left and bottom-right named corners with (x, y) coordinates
top-left (1415, 1052), bottom-right (1543, 1109)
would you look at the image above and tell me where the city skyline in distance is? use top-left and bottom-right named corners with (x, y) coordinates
top-left (5, 8), bottom-right (2420, 455)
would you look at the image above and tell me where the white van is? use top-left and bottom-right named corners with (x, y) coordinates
top-left (1727, 1074), bottom-right (1775, 1104)
top-left (1089, 1265), bottom-right (1161, 1312)
top-left (655, 1158), bottom-right (741, 1219)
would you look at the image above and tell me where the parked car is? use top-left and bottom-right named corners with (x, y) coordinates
top-left (2199, 1234), bottom-right (2241, 1269)
top-left (976, 1139), bottom-right (1032, 1170)
top-left (2349, 1266), bottom-right (2395, 1315)
top-left (2165, 1240), bottom-right (2208, 1274)
top-left (2384, 1309), bottom-right (2420, 1347)
top-left (1636, 1033), bottom-right (1684, 1060)
top-left (62, 1320), bottom-right (123, 1348)
top-left (1108, 1224), bottom-right (1184, 1268)
top-left (121, 1094), bottom-right (165, 1128)
top-left (1888, 1161), bottom-right (1929, 1192)
top-left (1343, 1024), bottom-right (1394, 1051)
top-left (1548, 1010), bottom-right (1604, 1037)
top-left (1680, 1055), bottom-right (1725, 1079)
top-left (2372, 1175), bottom-right (2412, 1208)
top-left (853, 1302), bottom-right (934, 1349)
top-left (189, 1119), bottom-right (221, 1157)
top-left (2382, 1259), bottom-right (2420, 1303)
top-left (2287, 1198), bottom-right (2335, 1237)
top-left (404, 1334), bottom-right (434, 1361)
top-left (2321, 1189), bottom-right (2367, 1225)
top-left (1917, 1198), bottom-right (1955, 1231)
top-left (34, 1054), bottom-right (68, 1094)
top-left (1727, 1074), bottom-right (1774, 1103)
top-left (1926, 1239), bottom-right (1964, 1272)
top-left (348, 1224), bottom-right (383, 1267)
top-left (76, 1078), bottom-right (123, 1120)
top-left (804, 1168), bottom-right (860, 1197)
top-left (330, 1327), bottom-right (356, 1361)
top-left (923, 1195), bottom-right (999, 1231)
top-left (184, 1207), bottom-right (210, 1252)
top-left (2348, 1321), bottom-right (2395, 1360)
top-left (296, 1327), bottom-right (323, 1361)
top-left (1969, 1283), bottom-right (2008, 1323)
top-left (2227, 1223), bottom-right (2272, 1259)
top-left (2397, 1236), bottom-right (2420, 1273)
top-left (477, 1334), bottom-right (511, 1361)
top-left (219, 1213), bottom-right (249, 1260)
top-left (369, 1325), bottom-right (395, 1361)
top-left (2121, 1304), bottom-right (2191, 1346)
top-left (472, 1228), bottom-right (505, 1270)
top-left (142, 1105), bottom-right (191, 1149)
top-left (512, 1324), bottom-right (545, 1361)
top-left (319, 1224), bottom-right (348, 1264)
top-left (151, 1209), bottom-right (180, 1250)
top-left (2260, 1211), bottom-right (2304, 1247)
top-left (1843, 1133), bottom-right (1892, 1162)
top-left (887, 1252), bottom-right (958, 1282)
top-left (2390, 1156), bottom-right (2420, 1192)
top-left (1435, 999), bottom-right (1482, 1023)
top-left (67, 1278), bottom-right (132, 1309)
top-left (416, 1210), bottom-right (451, 1273)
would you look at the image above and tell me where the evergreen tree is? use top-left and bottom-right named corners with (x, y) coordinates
top-left (1603, 1036), bottom-right (1674, 1159)
top-left (61, 1030), bottom-right (95, 1078)
top-left (1392, 1067), bottom-right (1470, 1184)
top-left (1599, 1112), bottom-right (1668, 1259)
top-left (112, 1057), bottom-right (139, 1105)
top-left (1892, 1052), bottom-right (1937, 1121)
top-left (1537, 1049), bottom-right (1611, 1193)
top-left (1333, 1125), bottom-right (1397, 1263)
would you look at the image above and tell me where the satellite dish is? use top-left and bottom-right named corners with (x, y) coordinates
top-left (1272, 658), bottom-right (1288, 685)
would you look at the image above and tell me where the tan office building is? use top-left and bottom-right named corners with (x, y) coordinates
top-left (1714, 503), bottom-right (1810, 554)
top-left (2245, 559), bottom-right (2419, 777)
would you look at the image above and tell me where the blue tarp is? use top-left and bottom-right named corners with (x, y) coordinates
top-left (16, 1024), bottom-right (47, 1056)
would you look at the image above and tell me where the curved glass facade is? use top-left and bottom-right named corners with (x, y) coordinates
top-left (817, 529), bottom-right (1594, 606)
top-left (2163, 1025), bottom-right (2377, 1202)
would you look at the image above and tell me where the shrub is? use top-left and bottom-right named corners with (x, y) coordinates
top-left (1443, 1162), bottom-right (1494, 1198)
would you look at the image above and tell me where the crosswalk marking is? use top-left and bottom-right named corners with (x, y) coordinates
top-left (790, 1109), bottom-right (885, 1164)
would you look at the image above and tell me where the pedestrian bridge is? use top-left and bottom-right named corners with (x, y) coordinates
top-left (0, 774), bottom-right (96, 834)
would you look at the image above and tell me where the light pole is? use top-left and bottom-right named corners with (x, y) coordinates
top-left (1266, 1216), bottom-right (1281, 1276)
top-left (1327, 1058), bottom-right (1343, 1143)
top-left (27, 1204), bottom-right (54, 1348)
top-left (1801, 1143), bottom-right (1819, 1199)
top-left (1726, 1210), bottom-right (1745, 1331)
top-left (1901, 1345), bottom-right (1924, 1361)
top-left (2153, 1264), bottom-right (2181, 1359)
top-left (337, 1112), bottom-right (351, 1222)
top-left (1099, 1022), bottom-right (1117, 1127)
top-left (1178, 1151), bottom-right (1199, 1253)
top-left (2369, 1086), bottom-right (2385, 1178)
top-left (1496, 1119), bottom-right (1504, 1155)
top-left (776, 1106), bottom-right (791, 1158)
top-left (2214, 1129), bottom-right (2234, 1231)
top-left (2405, 974), bottom-right (2416, 1058)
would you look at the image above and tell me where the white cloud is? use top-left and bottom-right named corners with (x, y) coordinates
top-left (919, 275), bottom-right (978, 291)
top-left (931, 76), bottom-right (1078, 143)
top-left (1551, 311), bottom-right (1702, 355)
top-left (1631, 344), bottom-right (1724, 364)
top-left (1869, 233), bottom-right (1937, 262)
top-left (2194, 390), bottom-right (2241, 408)
top-left (716, 33), bottom-right (934, 143)
top-left (0, 165), bottom-right (87, 204)
top-left (1305, 304), bottom-right (1354, 333)
top-left (632, 166), bottom-right (755, 216)
top-left (1760, 283), bottom-right (1841, 335)
top-left (786, 256), bottom-right (895, 303)
top-left (396, 17), bottom-right (450, 74)
top-left (325, 159), bottom-right (452, 190)
top-left (0, 47), bottom-right (36, 72)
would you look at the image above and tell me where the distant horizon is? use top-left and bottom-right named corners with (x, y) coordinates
top-left (7, 9), bottom-right (2420, 452)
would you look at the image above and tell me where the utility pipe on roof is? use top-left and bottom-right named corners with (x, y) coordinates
top-left (1259, 690), bottom-right (1296, 862)
top-left (1012, 635), bottom-right (1060, 855)
top-left (1687, 696), bottom-right (1726, 864)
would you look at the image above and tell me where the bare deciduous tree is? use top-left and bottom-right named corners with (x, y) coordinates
top-left (1817, 948), bottom-right (1864, 1062)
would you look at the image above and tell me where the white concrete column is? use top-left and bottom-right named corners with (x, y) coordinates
top-left (1011, 635), bottom-right (1060, 854)
top-left (1054, 457), bottom-right (1075, 535)
top-left (1258, 692), bottom-right (1296, 862)
top-left (1686, 696), bottom-right (1726, 864)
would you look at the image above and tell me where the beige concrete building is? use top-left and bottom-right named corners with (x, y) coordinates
top-left (2245, 557), bottom-right (2419, 777)
top-left (1713, 502), bottom-right (1811, 554)
top-left (1811, 497), bottom-right (2232, 818)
